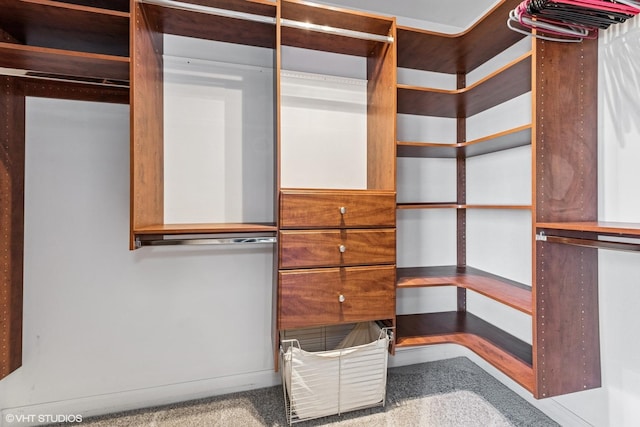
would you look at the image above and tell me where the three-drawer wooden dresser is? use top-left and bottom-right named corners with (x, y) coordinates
top-left (278, 189), bottom-right (396, 332)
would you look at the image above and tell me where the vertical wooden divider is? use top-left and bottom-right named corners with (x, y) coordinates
top-left (456, 73), bottom-right (467, 312)
top-left (367, 20), bottom-right (397, 192)
top-left (533, 37), bottom-right (600, 398)
top-left (0, 76), bottom-right (25, 380)
top-left (130, 1), bottom-right (164, 249)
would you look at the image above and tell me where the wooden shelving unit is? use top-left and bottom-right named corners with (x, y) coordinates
top-left (130, 0), bottom-right (277, 248)
top-left (276, 1), bottom-right (397, 371)
top-left (0, 0), bottom-right (607, 400)
top-left (0, 0), bottom-right (132, 381)
top-left (394, 0), bottom-right (601, 399)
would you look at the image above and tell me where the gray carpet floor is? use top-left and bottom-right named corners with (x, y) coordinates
top-left (57, 357), bottom-right (558, 426)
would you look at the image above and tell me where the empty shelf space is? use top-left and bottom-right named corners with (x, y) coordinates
top-left (396, 312), bottom-right (534, 392)
top-left (397, 125), bottom-right (532, 158)
top-left (0, 0), bottom-right (129, 57)
top-left (396, 0), bottom-right (524, 74)
top-left (397, 266), bottom-right (532, 314)
top-left (0, 42), bottom-right (130, 82)
top-left (397, 53), bottom-right (531, 118)
top-left (134, 223), bottom-right (278, 235)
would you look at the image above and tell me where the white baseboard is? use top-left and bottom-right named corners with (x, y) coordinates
top-left (0, 369), bottom-right (280, 427)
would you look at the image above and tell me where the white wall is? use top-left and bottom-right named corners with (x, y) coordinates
top-left (547, 18), bottom-right (640, 427)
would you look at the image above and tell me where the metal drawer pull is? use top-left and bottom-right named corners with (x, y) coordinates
top-left (339, 245), bottom-right (346, 253)
top-left (339, 206), bottom-right (347, 215)
top-left (338, 294), bottom-right (346, 303)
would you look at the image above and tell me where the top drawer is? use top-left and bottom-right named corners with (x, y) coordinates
top-left (280, 190), bottom-right (395, 228)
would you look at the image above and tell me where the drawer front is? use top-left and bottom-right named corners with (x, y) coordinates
top-left (279, 229), bottom-right (395, 269)
top-left (280, 190), bottom-right (395, 228)
top-left (278, 265), bottom-right (396, 330)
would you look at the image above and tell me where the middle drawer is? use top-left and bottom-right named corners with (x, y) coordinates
top-left (279, 229), bottom-right (396, 269)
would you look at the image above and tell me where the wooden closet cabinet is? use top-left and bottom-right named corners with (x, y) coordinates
top-left (0, 0), bottom-right (625, 403)
top-left (394, 0), bottom-right (604, 399)
top-left (275, 1), bottom-right (397, 348)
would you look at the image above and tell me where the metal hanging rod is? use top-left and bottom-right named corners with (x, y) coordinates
top-left (279, 19), bottom-right (394, 43)
top-left (138, 0), bottom-right (394, 44)
top-left (0, 67), bottom-right (129, 88)
top-left (138, 0), bottom-right (275, 24)
top-left (536, 232), bottom-right (640, 253)
top-left (135, 236), bottom-right (277, 248)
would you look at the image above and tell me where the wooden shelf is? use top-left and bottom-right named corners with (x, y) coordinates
top-left (397, 0), bottom-right (523, 74)
top-left (134, 223), bottom-right (278, 235)
top-left (280, 0), bottom-right (395, 57)
top-left (0, 42), bottom-right (129, 82)
top-left (537, 221), bottom-right (640, 237)
top-left (397, 53), bottom-right (531, 118)
top-left (396, 312), bottom-right (534, 392)
top-left (140, 0), bottom-right (276, 49)
top-left (0, 0), bottom-right (129, 57)
top-left (58, 0), bottom-right (129, 12)
top-left (397, 125), bottom-right (532, 158)
top-left (397, 266), bottom-right (532, 314)
top-left (397, 203), bottom-right (531, 210)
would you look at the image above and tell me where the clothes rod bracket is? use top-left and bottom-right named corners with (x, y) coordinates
top-left (536, 232), bottom-right (640, 253)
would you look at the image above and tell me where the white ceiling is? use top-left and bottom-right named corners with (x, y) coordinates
top-left (313, 0), bottom-right (501, 31)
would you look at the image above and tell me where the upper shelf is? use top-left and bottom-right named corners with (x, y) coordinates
top-left (398, 124), bottom-right (532, 158)
top-left (280, 0), bottom-right (395, 57)
top-left (0, 0), bottom-right (129, 57)
top-left (397, 52), bottom-right (531, 118)
top-left (396, 0), bottom-right (524, 74)
top-left (0, 0), bottom-right (130, 81)
top-left (139, 0), bottom-right (276, 49)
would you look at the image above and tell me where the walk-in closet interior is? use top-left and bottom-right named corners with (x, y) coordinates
top-left (2, 0), bottom-right (640, 425)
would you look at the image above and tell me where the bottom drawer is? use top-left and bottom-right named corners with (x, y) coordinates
top-left (278, 265), bottom-right (395, 330)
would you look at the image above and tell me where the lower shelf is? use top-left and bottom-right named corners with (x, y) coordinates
top-left (395, 312), bottom-right (534, 392)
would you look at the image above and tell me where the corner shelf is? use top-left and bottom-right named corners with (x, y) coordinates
top-left (397, 53), bottom-right (531, 118)
top-left (396, 0), bottom-right (524, 74)
top-left (397, 266), bottom-right (532, 314)
top-left (397, 124), bottom-right (532, 158)
top-left (395, 312), bottom-right (534, 392)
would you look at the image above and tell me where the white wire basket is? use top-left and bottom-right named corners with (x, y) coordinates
top-left (280, 322), bottom-right (392, 425)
